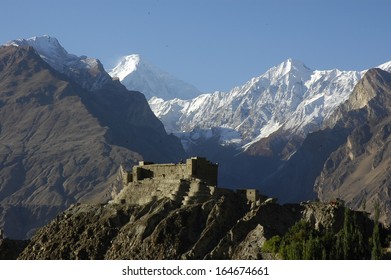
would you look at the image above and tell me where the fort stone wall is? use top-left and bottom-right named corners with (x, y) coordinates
top-left (133, 163), bottom-right (188, 181)
top-left (186, 157), bottom-right (218, 186)
top-left (114, 157), bottom-right (267, 207)
top-left (127, 157), bottom-right (218, 186)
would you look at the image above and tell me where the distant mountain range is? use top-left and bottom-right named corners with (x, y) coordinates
top-left (110, 52), bottom-right (391, 157)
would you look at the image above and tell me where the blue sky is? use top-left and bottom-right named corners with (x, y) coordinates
top-left (1, 0), bottom-right (391, 92)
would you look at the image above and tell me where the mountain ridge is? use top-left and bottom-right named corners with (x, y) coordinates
top-left (149, 59), bottom-right (369, 150)
top-left (5, 35), bottom-right (112, 91)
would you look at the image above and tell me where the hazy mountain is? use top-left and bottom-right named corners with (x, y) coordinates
top-left (0, 40), bottom-right (186, 239)
top-left (109, 54), bottom-right (201, 101)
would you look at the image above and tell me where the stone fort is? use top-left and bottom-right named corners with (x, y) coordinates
top-left (112, 157), bottom-right (265, 206)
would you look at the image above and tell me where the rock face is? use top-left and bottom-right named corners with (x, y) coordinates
top-left (315, 68), bottom-right (391, 225)
top-left (0, 44), bottom-right (186, 239)
top-left (17, 194), bottom-right (354, 260)
top-left (264, 68), bottom-right (391, 224)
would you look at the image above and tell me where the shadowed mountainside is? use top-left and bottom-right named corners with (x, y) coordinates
top-left (0, 45), bottom-right (186, 239)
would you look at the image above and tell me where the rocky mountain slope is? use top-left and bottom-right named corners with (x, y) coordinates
top-left (315, 68), bottom-right (391, 224)
top-left (109, 54), bottom-right (201, 101)
top-left (264, 68), bottom-right (391, 225)
top-left (17, 194), bottom-right (364, 260)
top-left (0, 40), bottom-right (186, 239)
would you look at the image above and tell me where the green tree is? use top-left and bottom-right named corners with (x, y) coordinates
top-left (371, 202), bottom-right (382, 260)
top-left (262, 235), bottom-right (281, 254)
top-left (263, 207), bottom-right (375, 260)
top-left (342, 207), bottom-right (354, 259)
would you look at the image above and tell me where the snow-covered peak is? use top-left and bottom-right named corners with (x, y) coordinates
top-left (109, 54), bottom-right (201, 101)
top-left (5, 35), bottom-right (111, 91)
top-left (150, 59), bottom-right (367, 149)
top-left (110, 54), bottom-right (141, 80)
top-left (7, 35), bottom-right (72, 62)
top-left (265, 58), bottom-right (312, 77)
top-left (263, 58), bottom-right (312, 83)
top-left (378, 60), bottom-right (391, 72)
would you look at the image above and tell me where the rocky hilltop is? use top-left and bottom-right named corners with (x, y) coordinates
top-left (17, 194), bottom-right (360, 260)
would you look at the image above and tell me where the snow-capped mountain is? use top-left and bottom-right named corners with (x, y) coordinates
top-left (5, 35), bottom-right (111, 91)
top-left (109, 54), bottom-right (201, 100)
top-left (150, 59), bottom-right (391, 150)
top-left (150, 59), bottom-right (358, 146)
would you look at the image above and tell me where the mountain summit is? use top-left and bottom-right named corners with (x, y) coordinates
top-left (109, 54), bottom-right (201, 100)
top-left (6, 35), bottom-right (111, 91)
top-left (263, 58), bottom-right (312, 82)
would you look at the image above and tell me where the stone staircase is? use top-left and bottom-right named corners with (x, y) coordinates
top-left (169, 179), bottom-right (191, 203)
top-left (182, 180), bottom-right (213, 206)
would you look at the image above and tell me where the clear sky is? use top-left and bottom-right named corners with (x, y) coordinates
top-left (1, 0), bottom-right (391, 92)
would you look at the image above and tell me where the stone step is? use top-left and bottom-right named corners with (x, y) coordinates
top-left (169, 183), bottom-right (191, 203)
top-left (182, 195), bottom-right (210, 206)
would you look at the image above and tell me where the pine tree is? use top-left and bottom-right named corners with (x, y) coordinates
top-left (342, 207), bottom-right (353, 259)
top-left (371, 202), bottom-right (382, 260)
